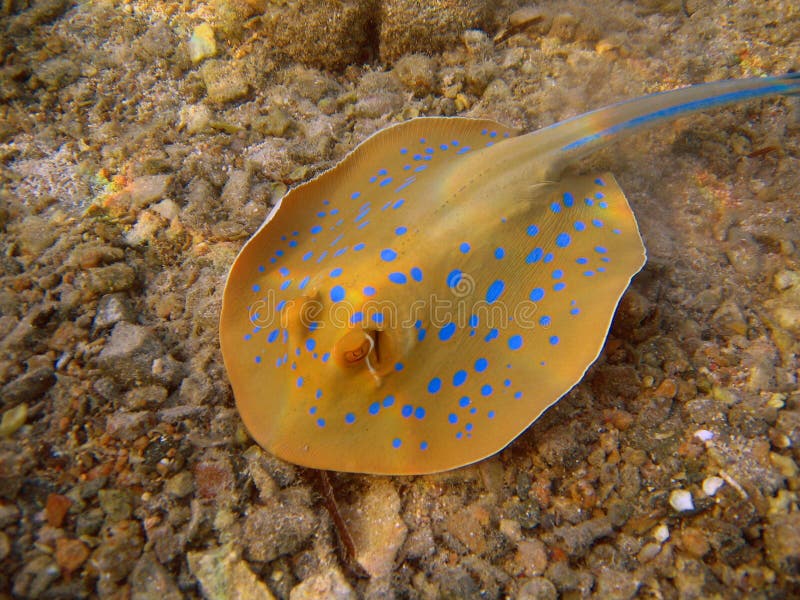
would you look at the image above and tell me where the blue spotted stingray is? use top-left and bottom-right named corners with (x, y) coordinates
top-left (220, 74), bottom-right (800, 475)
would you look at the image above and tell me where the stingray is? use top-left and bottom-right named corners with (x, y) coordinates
top-left (220, 73), bottom-right (800, 475)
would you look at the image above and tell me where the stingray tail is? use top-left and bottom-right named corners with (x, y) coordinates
top-left (543, 72), bottom-right (800, 174)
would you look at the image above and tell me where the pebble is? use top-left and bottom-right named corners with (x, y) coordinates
top-left (180, 103), bottom-right (213, 135)
top-left (0, 531), bottom-right (9, 561)
top-left (518, 576), bottom-right (557, 600)
top-left (164, 470), bottom-right (194, 499)
top-left (188, 543), bottom-right (276, 600)
top-left (91, 519), bottom-right (144, 583)
top-left (12, 554), bottom-right (60, 598)
top-left (45, 493), bottom-right (72, 527)
top-left (242, 499), bottom-right (317, 562)
top-left (711, 298), bottom-right (748, 336)
top-left (98, 488), bottom-right (133, 522)
top-left (1, 366), bottom-right (55, 404)
top-left (105, 409), bottom-right (156, 441)
top-left (189, 23), bottom-right (217, 64)
top-left (123, 384), bottom-right (167, 410)
top-left (394, 54), bottom-right (437, 97)
top-left (129, 552), bottom-right (182, 600)
top-left (54, 538), bottom-right (90, 575)
top-left (669, 489), bottom-right (695, 512)
top-left (551, 517), bottom-right (613, 558)
top-left (130, 174), bottom-right (172, 210)
top-left (763, 512), bottom-right (800, 576)
top-left (93, 293), bottom-right (135, 331)
top-left (289, 567), bottom-right (355, 600)
top-left (86, 263), bottom-right (136, 296)
top-left (97, 322), bottom-right (165, 384)
top-left (200, 59), bottom-right (250, 104)
top-left (340, 479), bottom-right (407, 577)
top-left (0, 402), bottom-right (28, 437)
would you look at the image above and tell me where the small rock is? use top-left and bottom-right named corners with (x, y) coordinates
top-left (129, 552), bottom-right (182, 600)
top-left (98, 488), bottom-right (134, 521)
top-left (764, 512), bottom-right (800, 576)
top-left (669, 489), bottom-right (694, 512)
top-left (14, 215), bottom-right (57, 255)
top-left (86, 263), bottom-right (136, 296)
top-left (773, 269), bottom-right (800, 291)
top-left (243, 445), bottom-right (279, 502)
top-left (12, 554), bottom-right (60, 598)
top-left (243, 498), bottom-right (317, 562)
top-left (194, 456), bottom-right (235, 500)
top-left (0, 402), bottom-right (28, 437)
top-left (515, 539), bottom-right (548, 577)
top-left (680, 527), bottom-right (710, 558)
top-left (340, 479), bottom-right (407, 577)
top-left (123, 385), bottom-right (168, 410)
top-left (90, 520), bottom-right (144, 583)
top-left (164, 471), bottom-right (194, 499)
top-left (548, 12), bottom-right (579, 41)
top-left (130, 174), bottom-right (172, 210)
top-left (289, 567), bottom-right (355, 600)
top-left (189, 23), bottom-right (217, 64)
top-left (69, 244), bottom-right (124, 269)
top-left (188, 543), bottom-right (276, 600)
top-left (106, 410), bottom-right (156, 441)
top-left (252, 107), bottom-right (294, 138)
top-left (394, 54), bottom-right (437, 97)
top-left (1, 366), bottom-right (56, 404)
top-left (702, 476), bottom-right (725, 496)
top-left (93, 293), bottom-right (135, 331)
top-left (97, 322), bottom-right (164, 384)
top-left (45, 493), bottom-right (72, 527)
top-left (0, 531), bottom-right (9, 561)
top-left (180, 103), bottom-right (213, 135)
top-left (725, 228), bottom-right (762, 278)
top-left (200, 59), bottom-right (250, 104)
top-left (220, 169), bottom-right (251, 211)
top-left (551, 517), bottom-right (613, 558)
top-left (711, 298), bottom-right (747, 336)
top-left (54, 538), bottom-right (90, 575)
top-left (518, 576), bottom-right (558, 600)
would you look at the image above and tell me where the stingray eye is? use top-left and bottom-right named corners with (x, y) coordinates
top-left (333, 330), bottom-right (373, 367)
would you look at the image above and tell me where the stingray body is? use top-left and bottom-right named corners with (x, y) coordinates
top-left (221, 73), bottom-right (800, 475)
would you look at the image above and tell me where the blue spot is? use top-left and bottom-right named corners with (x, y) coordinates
top-left (571, 307), bottom-right (580, 315)
top-left (381, 249), bottom-right (398, 262)
top-left (420, 441), bottom-right (429, 450)
top-left (330, 208), bottom-right (339, 215)
top-left (552, 269), bottom-right (563, 279)
top-left (395, 226), bottom-right (407, 235)
top-left (392, 438), bottom-right (401, 448)
top-left (439, 322), bottom-right (456, 341)
top-left (280, 280), bottom-right (292, 291)
top-left (556, 233), bottom-right (571, 248)
top-left (414, 320), bottom-right (422, 329)
top-left (488, 410), bottom-right (496, 419)
top-left (595, 192), bottom-right (605, 199)
top-left (459, 242), bottom-right (471, 253)
top-left (258, 265), bottom-right (265, 273)
top-left (276, 250), bottom-right (284, 257)
top-left (317, 211), bottom-right (326, 218)
top-left (268, 330), bottom-right (280, 343)
top-left (383, 395), bottom-right (395, 408)
top-left (410, 267), bottom-right (423, 281)
top-left (302, 251), bottom-right (313, 261)
top-left (469, 315), bottom-right (479, 327)
top-left (400, 148), bottom-right (408, 154)
top-left (363, 286), bottom-right (376, 296)
top-left (486, 280), bottom-right (505, 303)
top-left (576, 257), bottom-right (588, 264)
top-left (549, 335), bottom-right (560, 345)
top-left (592, 218), bottom-right (603, 227)
top-left (317, 418), bottom-right (326, 427)
top-left (393, 199), bottom-right (404, 209)
top-left (481, 385), bottom-right (493, 396)
top-left (311, 225), bottom-right (322, 234)
top-left (446, 270), bottom-right (462, 288)
top-left (351, 312), bottom-right (363, 324)
top-left (394, 363), bottom-right (404, 372)
top-left (310, 406), bottom-right (317, 414)
top-left (563, 192), bottom-right (574, 207)
top-left (379, 177), bottom-right (393, 187)
top-left (508, 335), bottom-right (523, 350)
top-left (372, 313), bottom-right (384, 324)
top-left (484, 328), bottom-right (499, 341)
top-left (255, 356), bottom-right (262, 364)
top-left (252, 284), bottom-right (260, 293)
top-left (550, 202), bottom-right (561, 213)
top-left (305, 339), bottom-right (316, 352)
top-left (321, 354), bottom-right (330, 363)
top-left (244, 334), bottom-right (252, 341)
top-left (299, 276), bottom-right (310, 290)
top-left (584, 271), bottom-right (595, 277)
top-left (494, 247), bottom-right (505, 259)
top-left (554, 282), bottom-right (566, 291)
top-left (414, 165), bottom-right (428, 172)
top-left (595, 177), bottom-right (605, 186)
top-left (414, 406), bottom-right (426, 419)
top-left (330, 285), bottom-right (345, 302)
top-left (351, 191), bottom-right (361, 199)
top-left (459, 397), bottom-right (471, 408)
top-left (526, 248), bottom-right (543, 264)
top-left (475, 358), bottom-right (488, 372)
top-left (543, 252), bottom-right (554, 263)
top-left (585, 197), bottom-right (594, 206)
top-left (428, 377), bottom-right (442, 394)
top-left (530, 288), bottom-right (545, 302)
top-left (466, 423), bottom-right (474, 432)
top-left (333, 247), bottom-right (347, 258)
top-left (389, 272), bottom-right (407, 284)
top-left (527, 225), bottom-right (539, 236)
top-left (345, 413), bottom-right (356, 424)
top-left (595, 246), bottom-right (607, 254)
top-left (369, 403), bottom-right (380, 415)
top-left (453, 370), bottom-right (467, 386)
top-left (599, 201), bottom-right (608, 209)
top-left (330, 267), bottom-right (343, 277)
top-left (401, 405), bottom-right (413, 418)
top-left (540, 315), bottom-right (551, 326)
top-left (417, 328), bottom-right (426, 342)
top-left (354, 243), bottom-right (366, 251)
top-left (448, 413), bottom-right (458, 424)
top-left (289, 240), bottom-right (297, 247)
top-left (515, 391), bottom-right (522, 399)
